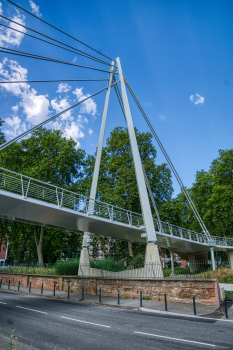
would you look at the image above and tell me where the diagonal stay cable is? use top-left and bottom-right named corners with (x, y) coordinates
top-left (7, 0), bottom-right (115, 62)
top-left (112, 74), bottom-right (162, 231)
top-left (0, 79), bottom-right (119, 151)
top-left (124, 76), bottom-right (213, 242)
top-left (0, 46), bottom-right (116, 74)
top-left (0, 18), bottom-right (113, 67)
top-left (0, 79), bottom-right (108, 84)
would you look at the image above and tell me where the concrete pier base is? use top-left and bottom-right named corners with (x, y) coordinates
top-left (227, 250), bottom-right (233, 269)
top-left (78, 244), bottom-right (164, 278)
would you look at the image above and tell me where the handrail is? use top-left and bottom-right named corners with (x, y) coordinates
top-left (0, 167), bottom-right (232, 247)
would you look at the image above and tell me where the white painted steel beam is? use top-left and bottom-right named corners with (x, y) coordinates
top-left (82, 62), bottom-right (114, 249)
top-left (116, 57), bottom-right (157, 244)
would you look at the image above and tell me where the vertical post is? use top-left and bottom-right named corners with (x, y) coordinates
top-left (210, 247), bottom-right (216, 272)
top-left (118, 290), bottom-right (120, 305)
top-left (215, 251), bottom-right (218, 269)
top-left (0, 279), bottom-right (2, 288)
top-left (29, 281), bottom-right (31, 293)
top-left (116, 57), bottom-right (157, 244)
top-left (170, 249), bottom-right (175, 275)
top-left (53, 284), bottom-right (55, 297)
top-left (164, 293), bottom-right (167, 311)
top-left (18, 281), bottom-right (20, 291)
top-left (99, 288), bottom-right (101, 303)
top-left (193, 296), bottom-right (196, 315)
top-left (82, 62), bottom-right (115, 250)
top-left (82, 286), bottom-right (84, 300)
top-left (140, 291), bottom-right (142, 307)
top-left (68, 285), bottom-right (70, 299)
top-left (224, 299), bottom-right (228, 319)
top-left (41, 282), bottom-right (43, 295)
top-left (8, 280), bottom-right (10, 289)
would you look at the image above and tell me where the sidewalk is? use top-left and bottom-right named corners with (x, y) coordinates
top-left (0, 283), bottom-right (232, 320)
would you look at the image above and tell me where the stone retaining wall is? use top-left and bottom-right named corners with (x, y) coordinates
top-left (0, 273), bottom-right (220, 305)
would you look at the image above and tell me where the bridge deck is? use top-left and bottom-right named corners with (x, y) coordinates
top-left (0, 168), bottom-right (232, 254)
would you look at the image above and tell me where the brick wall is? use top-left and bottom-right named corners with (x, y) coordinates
top-left (0, 273), bottom-right (220, 305)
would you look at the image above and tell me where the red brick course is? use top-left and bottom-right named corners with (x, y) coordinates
top-left (0, 273), bottom-right (220, 305)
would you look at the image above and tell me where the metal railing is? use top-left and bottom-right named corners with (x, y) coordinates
top-left (0, 167), bottom-right (232, 248)
top-left (78, 261), bottom-right (215, 279)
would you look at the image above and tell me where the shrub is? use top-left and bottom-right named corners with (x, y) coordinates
top-left (54, 259), bottom-right (79, 275)
top-left (90, 258), bottom-right (124, 272)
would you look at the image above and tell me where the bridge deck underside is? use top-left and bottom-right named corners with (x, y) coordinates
top-left (0, 190), bottom-right (230, 254)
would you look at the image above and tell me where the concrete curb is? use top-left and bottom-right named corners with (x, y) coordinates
top-left (139, 307), bottom-right (233, 322)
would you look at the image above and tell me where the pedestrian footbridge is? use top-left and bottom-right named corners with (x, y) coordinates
top-left (0, 168), bottom-right (232, 255)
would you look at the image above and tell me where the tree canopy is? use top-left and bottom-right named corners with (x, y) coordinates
top-left (0, 128), bottom-right (86, 265)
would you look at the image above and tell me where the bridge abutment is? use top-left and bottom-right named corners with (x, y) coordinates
top-left (227, 250), bottom-right (233, 269)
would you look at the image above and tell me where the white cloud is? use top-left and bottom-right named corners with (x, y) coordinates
top-left (73, 57), bottom-right (77, 63)
top-left (20, 89), bottom-right (50, 124)
top-left (0, 58), bottom-right (97, 147)
top-left (29, 0), bottom-right (41, 17)
top-left (0, 58), bottom-right (50, 127)
top-left (4, 115), bottom-right (26, 138)
top-left (51, 97), bottom-right (72, 121)
top-left (57, 83), bottom-right (71, 93)
top-left (190, 93), bottom-right (205, 105)
top-left (159, 114), bottom-right (166, 121)
top-left (50, 114), bottom-right (85, 148)
top-left (73, 87), bottom-right (97, 116)
top-left (62, 121), bottom-right (84, 144)
top-left (0, 13), bottom-right (26, 47)
top-left (0, 2), bottom-right (3, 15)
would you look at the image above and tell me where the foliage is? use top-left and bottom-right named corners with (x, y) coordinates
top-left (78, 126), bottom-right (173, 261)
top-left (77, 126), bottom-right (173, 209)
top-left (1, 266), bottom-right (55, 275)
top-left (54, 259), bottom-right (79, 275)
top-left (0, 127), bottom-right (86, 186)
top-left (225, 291), bottom-right (233, 298)
top-left (0, 128), bottom-right (86, 265)
top-left (0, 118), bottom-right (5, 146)
top-left (90, 258), bottom-right (124, 272)
top-left (200, 267), bottom-right (233, 283)
top-left (187, 149), bottom-right (233, 240)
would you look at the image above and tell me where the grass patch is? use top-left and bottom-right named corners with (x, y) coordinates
top-left (1, 266), bottom-right (55, 275)
top-left (225, 291), bottom-right (233, 298)
top-left (90, 259), bottom-right (124, 272)
top-left (200, 267), bottom-right (233, 283)
top-left (54, 259), bottom-right (79, 275)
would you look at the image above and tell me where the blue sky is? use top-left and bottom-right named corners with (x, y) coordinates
top-left (0, 0), bottom-right (232, 196)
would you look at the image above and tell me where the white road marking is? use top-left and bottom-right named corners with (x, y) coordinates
top-left (134, 331), bottom-right (217, 347)
top-left (0, 301), bottom-right (7, 304)
top-left (16, 306), bottom-right (48, 314)
top-left (61, 316), bottom-right (111, 328)
top-left (139, 307), bottom-right (233, 323)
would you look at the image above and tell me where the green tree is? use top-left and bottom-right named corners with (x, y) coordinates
top-left (0, 118), bottom-right (5, 145)
top-left (0, 128), bottom-right (87, 265)
top-left (173, 149), bottom-right (233, 239)
top-left (78, 126), bottom-right (173, 260)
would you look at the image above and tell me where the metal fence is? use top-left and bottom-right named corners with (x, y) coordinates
top-left (1, 167), bottom-right (233, 248)
top-left (78, 261), bottom-right (215, 279)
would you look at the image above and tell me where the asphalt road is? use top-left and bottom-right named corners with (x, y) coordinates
top-left (0, 290), bottom-right (232, 350)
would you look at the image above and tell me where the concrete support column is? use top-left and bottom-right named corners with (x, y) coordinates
top-left (227, 250), bottom-right (233, 269)
top-left (210, 247), bottom-right (216, 272)
top-left (78, 249), bottom-right (91, 276)
top-left (188, 253), bottom-right (196, 274)
top-left (144, 244), bottom-right (163, 278)
top-left (170, 249), bottom-right (175, 275)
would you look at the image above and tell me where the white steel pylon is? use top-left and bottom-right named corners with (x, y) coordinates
top-left (80, 57), bottom-right (162, 271)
